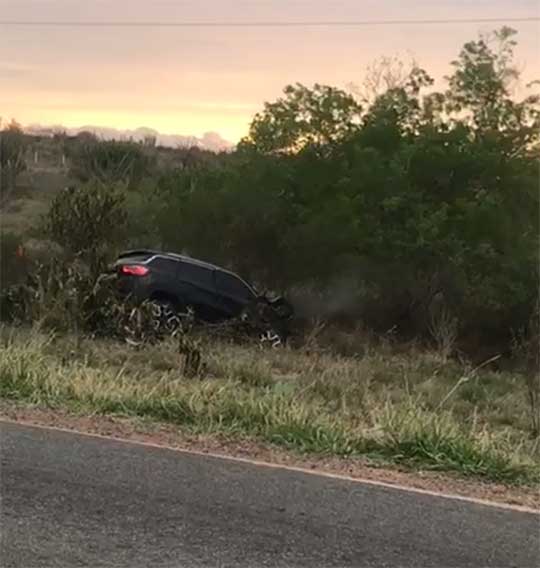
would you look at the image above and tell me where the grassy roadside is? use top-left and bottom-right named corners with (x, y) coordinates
top-left (1, 326), bottom-right (539, 485)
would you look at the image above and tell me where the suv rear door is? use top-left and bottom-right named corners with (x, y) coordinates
top-left (214, 270), bottom-right (256, 317)
top-left (176, 261), bottom-right (225, 321)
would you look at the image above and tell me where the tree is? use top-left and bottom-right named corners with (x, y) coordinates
top-left (352, 54), bottom-right (419, 104)
top-left (240, 83), bottom-right (362, 154)
top-left (446, 26), bottom-right (540, 142)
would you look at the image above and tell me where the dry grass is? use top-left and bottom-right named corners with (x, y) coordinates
top-left (1, 170), bottom-right (68, 235)
top-left (1, 326), bottom-right (538, 484)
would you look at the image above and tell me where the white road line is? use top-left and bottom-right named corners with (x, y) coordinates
top-left (2, 418), bottom-right (538, 515)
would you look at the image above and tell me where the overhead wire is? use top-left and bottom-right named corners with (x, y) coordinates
top-left (0, 17), bottom-right (538, 28)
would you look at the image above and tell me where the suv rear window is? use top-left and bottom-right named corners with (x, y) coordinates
top-left (151, 257), bottom-right (179, 272)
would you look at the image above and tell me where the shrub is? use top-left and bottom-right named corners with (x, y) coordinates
top-left (0, 232), bottom-right (28, 291)
top-left (67, 136), bottom-right (155, 189)
top-left (0, 120), bottom-right (28, 199)
top-left (43, 184), bottom-right (128, 275)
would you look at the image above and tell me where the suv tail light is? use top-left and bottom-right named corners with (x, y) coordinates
top-left (120, 264), bottom-right (149, 276)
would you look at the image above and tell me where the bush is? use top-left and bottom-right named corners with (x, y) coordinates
top-left (0, 120), bottom-right (28, 199)
top-left (43, 184), bottom-right (128, 275)
top-left (0, 232), bottom-right (28, 291)
top-left (67, 136), bottom-right (155, 189)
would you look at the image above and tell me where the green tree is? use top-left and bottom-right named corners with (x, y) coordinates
top-left (241, 83), bottom-right (362, 154)
top-left (446, 26), bottom-right (540, 143)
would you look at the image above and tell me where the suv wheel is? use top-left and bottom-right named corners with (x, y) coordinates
top-left (150, 300), bottom-right (182, 333)
top-left (259, 328), bottom-right (283, 349)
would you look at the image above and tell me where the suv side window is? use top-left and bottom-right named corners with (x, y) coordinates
top-left (179, 262), bottom-right (214, 290)
top-left (151, 258), bottom-right (179, 273)
top-left (215, 271), bottom-right (253, 301)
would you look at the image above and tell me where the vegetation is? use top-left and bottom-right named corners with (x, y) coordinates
top-left (66, 133), bottom-right (156, 189)
top-left (0, 120), bottom-right (28, 201)
top-left (1, 29), bottom-right (538, 484)
top-left (0, 232), bottom-right (26, 288)
top-left (44, 183), bottom-right (128, 274)
top-left (142, 28), bottom-right (539, 354)
top-left (1, 327), bottom-right (538, 484)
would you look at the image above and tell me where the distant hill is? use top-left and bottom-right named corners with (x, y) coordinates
top-left (23, 124), bottom-right (235, 152)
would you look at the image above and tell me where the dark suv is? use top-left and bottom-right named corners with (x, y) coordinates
top-left (113, 249), bottom-right (293, 330)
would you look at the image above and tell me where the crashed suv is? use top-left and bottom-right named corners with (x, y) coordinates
top-left (112, 250), bottom-right (293, 336)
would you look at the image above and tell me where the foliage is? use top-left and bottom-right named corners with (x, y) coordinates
top-left (0, 256), bottom-right (117, 334)
top-left (352, 55), bottom-right (421, 104)
top-left (0, 255), bottom-right (181, 341)
top-left (149, 28), bottom-right (539, 347)
top-left (0, 232), bottom-right (28, 291)
top-left (240, 83), bottom-right (363, 154)
top-left (66, 135), bottom-right (155, 188)
top-left (3, 27), bottom-right (540, 488)
top-left (445, 27), bottom-right (540, 138)
top-left (4, 28), bottom-right (537, 355)
top-left (44, 184), bottom-right (128, 274)
top-left (0, 120), bottom-right (28, 199)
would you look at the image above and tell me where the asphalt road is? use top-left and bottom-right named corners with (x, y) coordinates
top-left (1, 422), bottom-right (539, 568)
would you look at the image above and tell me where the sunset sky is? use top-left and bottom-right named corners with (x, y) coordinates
top-left (1, 0), bottom-right (538, 142)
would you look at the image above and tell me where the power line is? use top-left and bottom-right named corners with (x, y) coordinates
top-left (0, 17), bottom-right (538, 28)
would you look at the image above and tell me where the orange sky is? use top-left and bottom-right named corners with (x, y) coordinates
top-left (1, 0), bottom-right (538, 142)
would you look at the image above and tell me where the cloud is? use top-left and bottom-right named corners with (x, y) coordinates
top-left (23, 122), bottom-right (234, 151)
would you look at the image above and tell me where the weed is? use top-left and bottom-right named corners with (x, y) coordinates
top-left (428, 305), bottom-right (458, 363)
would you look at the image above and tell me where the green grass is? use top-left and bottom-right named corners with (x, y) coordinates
top-left (1, 327), bottom-right (539, 485)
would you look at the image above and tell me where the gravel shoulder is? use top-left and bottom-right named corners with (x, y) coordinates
top-left (2, 402), bottom-right (538, 511)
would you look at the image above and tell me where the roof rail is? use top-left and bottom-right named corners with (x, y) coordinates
top-left (118, 249), bottom-right (231, 273)
top-left (117, 249), bottom-right (160, 258)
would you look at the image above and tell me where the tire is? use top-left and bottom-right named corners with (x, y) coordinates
top-left (259, 328), bottom-right (284, 349)
top-left (149, 299), bottom-right (182, 333)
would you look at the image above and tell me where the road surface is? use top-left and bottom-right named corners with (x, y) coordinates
top-left (1, 421), bottom-right (538, 567)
